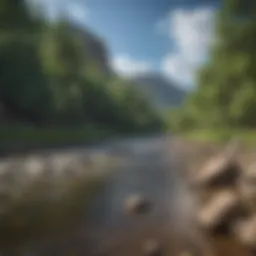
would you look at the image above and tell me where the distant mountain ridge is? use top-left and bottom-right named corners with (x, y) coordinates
top-left (131, 73), bottom-right (187, 111)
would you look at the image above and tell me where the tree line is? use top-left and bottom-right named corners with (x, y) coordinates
top-left (0, 0), bottom-right (164, 135)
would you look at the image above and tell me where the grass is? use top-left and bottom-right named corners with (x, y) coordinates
top-left (181, 129), bottom-right (256, 148)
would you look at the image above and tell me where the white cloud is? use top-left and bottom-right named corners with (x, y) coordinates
top-left (112, 54), bottom-right (153, 77)
top-left (66, 2), bottom-right (88, 24)
top-left (31, 0), bottom-right (88, 23)
top-left (160, 7), bottom-right (216, 87)
top-left (163, 54), bottom-right (197, 86)
top-left (30, 0), bottom-right (64, 19)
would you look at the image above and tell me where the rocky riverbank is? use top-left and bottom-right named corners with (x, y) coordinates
top-left (170, 138), bottom-right (256, 256)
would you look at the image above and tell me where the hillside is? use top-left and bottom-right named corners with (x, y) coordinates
top-left (0, 0), bottom-right (165, 136)
top-left (69, 24), bottom-right (113, 76)
top-left (131, 73), bottom-right (187, 112)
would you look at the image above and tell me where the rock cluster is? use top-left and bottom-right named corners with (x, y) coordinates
top-left (191, 141), bottom-right (256, 252)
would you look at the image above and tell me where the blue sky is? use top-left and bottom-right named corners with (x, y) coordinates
top-left (35, 0), bottom-right (220, 89)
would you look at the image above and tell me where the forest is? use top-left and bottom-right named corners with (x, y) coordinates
top-left (0, 0), bottom-right (164, 147)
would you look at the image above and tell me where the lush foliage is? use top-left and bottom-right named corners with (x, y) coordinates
top-left (0, 0), bottom-right (164, 141)
top-left (169, 0), bottom-right (256, 131)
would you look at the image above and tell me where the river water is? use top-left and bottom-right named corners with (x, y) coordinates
top-left (0, 135), bottom-right (248, 256)
top-left (22, 135), bottom-right (205, 256)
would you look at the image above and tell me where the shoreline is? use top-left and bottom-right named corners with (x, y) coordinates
top-left (0, 132), bottom-right (171, 158)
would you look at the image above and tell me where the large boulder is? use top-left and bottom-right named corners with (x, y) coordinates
top-left (192, 141), bottom-right (242, 190)
top-left (197, 190), bottom-right (243, 234)
top-left (192, 155), bottom-right (241, 190)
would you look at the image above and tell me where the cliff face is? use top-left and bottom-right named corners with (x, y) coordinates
top-left (131, 73), bottom-right (186, 111)
top-left (69, 24), bottom-right (113, 76)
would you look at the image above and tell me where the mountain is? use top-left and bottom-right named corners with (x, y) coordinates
top-left (69, 24), bottom-right (113, 76)
top-left (131, 73), bottom-right (187, 111)
top-left (67, 25), bottom-right (186, 112)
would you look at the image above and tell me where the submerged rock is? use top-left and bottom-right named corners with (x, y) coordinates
top-left (124, 194), bottom-right (151, 215)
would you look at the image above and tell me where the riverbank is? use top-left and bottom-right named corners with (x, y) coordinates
top-left (169, 137), bottom-right (256, 256)
top-left (0, 123), bottom-right (113, 143)
top-left (0, 123), bottom-right (167, 157)
top-left (170, 136), bottom-right (256, 175)
top-left (180, 129), bottom-right (256, 149)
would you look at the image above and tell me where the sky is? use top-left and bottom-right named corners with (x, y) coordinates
top-left (35, 0), bottom-right (221, 89)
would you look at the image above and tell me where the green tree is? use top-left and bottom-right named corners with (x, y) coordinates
top-left (174, 0), bottom-right (256, 130)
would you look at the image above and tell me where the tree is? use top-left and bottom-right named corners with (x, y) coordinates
top-left (174, 0), bottom-right (256, 130)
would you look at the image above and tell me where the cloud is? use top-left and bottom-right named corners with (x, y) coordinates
top-left (162, 54), bottom-right (198, 86)
top-left (66, 2), bottom-right (88, 24)
top-left (30, 0), bottom-right (64, 19)
top-left (31, 0), bottom-right (88, 23)
top-left (111, 54), bottom-right (153, 77)
top-left (160, 7), bottom-right (216, 87)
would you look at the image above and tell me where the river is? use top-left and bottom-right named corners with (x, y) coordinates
top-left (13, 135), bottom-right (202, 256)
top-left (0, 135), bottom-right (248, 256)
